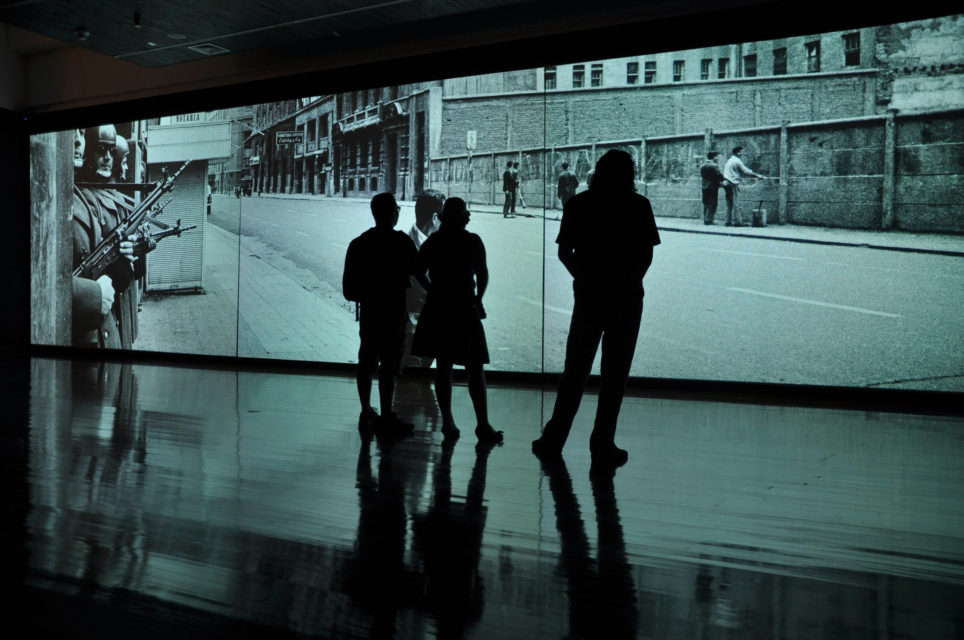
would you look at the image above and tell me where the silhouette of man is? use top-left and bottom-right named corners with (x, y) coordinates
top-left (502, 160), bottom-right (517, 217)
top-left (343, 192), bottom-right (418, 435)
top-left (557, 161), bottom-right (579, 209)
top-left (532, 149), bottom-right (660, 468)
top-left (722, 145), bottom-right (764, 227)
top-left (700, 151), bottom-right (724, 225)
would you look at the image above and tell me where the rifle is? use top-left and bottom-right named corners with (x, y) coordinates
top-left (73, 160), bottom-right (191, 280)
top-left (133, 219), bottom-right (198, 257)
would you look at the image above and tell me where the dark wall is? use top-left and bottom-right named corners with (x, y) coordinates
top-left (2, 107), bottom-right (28, 353)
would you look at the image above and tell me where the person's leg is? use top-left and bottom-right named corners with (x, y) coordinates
top-left (534, 296), bottom-right (604, 454)
top-left (702, 191), bottom-right (717, 224)
top-left (468, 363), bottom-right (503, 442)
top-left (357, 334), bottom-right (378, 428)
top-left (732, 183), bottom-right (742, 225)
top-left (724, 184), bottom-right (735, 225)
top-left (503, 191), bottom-right (511, 215)
top-left (590, 297), bottom-right (643, 464)
top-left (435, 359), bottom-right (458, 437)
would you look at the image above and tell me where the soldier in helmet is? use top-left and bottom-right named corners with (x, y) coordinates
top-left (71, 124), bottom-right (140, 349)
top-left (111, 134), bottom-right (130, 182)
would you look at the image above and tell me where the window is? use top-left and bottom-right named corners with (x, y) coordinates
top-left (843, 32), bottom-right (860, 66)
top-left (370, 177), bottom-right (378, 191)
top-left (319, 114), bottom-right (329, 137)
top-left (718, 58), bottom-right (729, 79)
top-left (743, 54), bottom-right (757, 77)
top-left (545, 66), bottom-right (557, 89)
top-left (805, 40), bottom-right (821, 72)
top-left (672, 60), bottom-right (685, 82)
top-left (372, 137), bottom-right (380, 166)
top-left (644, 61), bottom-right (656, 84)
top-left (700, 58), bottom-right (712, 80)
top-left (590, 63), bottom-right (603, 87)
top-left (626, 61), bottom-right (639, 84)
top-left (572, 64), bottom-right (585, 88)
top-left (348, 178), bottom-right (355, 191)
top-left (773, 47), bottom-right (787, 75)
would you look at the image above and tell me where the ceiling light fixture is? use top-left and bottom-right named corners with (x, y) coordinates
top-left (74, 27), bottom-right (90, 41)
top-left (133, 11), bottom-right (142, 29)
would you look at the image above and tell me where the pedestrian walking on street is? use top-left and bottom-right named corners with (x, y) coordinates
top-left (513, 161), bottom-right (527, 209)
top-left (557, 161), bottom-right (579, 209)
top-left (700, 151), bottom-right (724, 225)
top-left (532, 149), bottom-right (660, 469)
top-left (343, 192), bottom-right (419, 437)
top-left (502, 161), bottom-right (517, 217)
top-left (411, 197), bottom-right (503, 444)
top-left (722, 146), bottom-right (765, 227)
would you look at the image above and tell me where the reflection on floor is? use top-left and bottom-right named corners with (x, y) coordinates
top-left (6, 357), bottom-right (963, 639)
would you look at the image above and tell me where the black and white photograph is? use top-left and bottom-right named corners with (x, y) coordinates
top-left (11, 4), bottom-right (964, 640)
top-left (30, 14), bottom-right (964, 389)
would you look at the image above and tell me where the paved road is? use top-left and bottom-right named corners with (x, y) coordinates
top-left (206, 195), bottom-right (964, 390)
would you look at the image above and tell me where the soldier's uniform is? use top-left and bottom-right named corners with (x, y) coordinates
top-left (72, 185), bottom-right (138, 349)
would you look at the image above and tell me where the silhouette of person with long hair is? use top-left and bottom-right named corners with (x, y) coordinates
top-left (412, 441), bottom-right (495, 638)
top-left (540, 459), bottom-right (638, 640)
top-left (411, 197), bottom-right (503, 444)
top-left (343, 192), bottom-right (418, 436)
top-left (532, 149), bottom-right (660, 468)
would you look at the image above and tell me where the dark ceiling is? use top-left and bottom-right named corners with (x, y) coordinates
top-left (1, 1), bottom-right (956, 70)
top-left (0, 0), bottom-right (729, 67)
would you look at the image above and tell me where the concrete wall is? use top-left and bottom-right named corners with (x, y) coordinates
top-left (429, 109), bottom-right (964, 233)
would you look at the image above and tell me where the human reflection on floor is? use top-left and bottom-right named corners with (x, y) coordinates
top-left (68, 360), bottom-right (149, 594)
top-left (540, 459), bottom-right (638, 640)
top-left (341, 434), bottom-right (419, 638)
top-left (412, 440), bottom-right (494, 639)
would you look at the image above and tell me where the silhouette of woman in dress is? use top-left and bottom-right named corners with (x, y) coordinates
top-left (411, 197), bottom-right (502, 444)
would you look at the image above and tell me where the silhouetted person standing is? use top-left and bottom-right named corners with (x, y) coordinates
top-left (501, 161), bottom-right (517, 217)
top-left (700, 151), bottom-right (724, 225)
top-left (343, 192), bottom-right (418, 435)
top-left (557, 161), bottom-right (579, 209)
top-left (411, 198), bottom-right (503, 444)
top-left (532, 150), bottom-right (660, 468)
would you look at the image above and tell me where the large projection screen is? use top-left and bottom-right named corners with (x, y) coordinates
top-left (29, 14), bottom-right (964, 391)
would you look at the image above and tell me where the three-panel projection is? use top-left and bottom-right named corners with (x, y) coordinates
top-left (30, 15), bottom-right (964, 390)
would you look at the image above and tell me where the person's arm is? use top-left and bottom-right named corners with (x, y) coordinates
top-left (738, 158), bottom-right (763, 179)
top-left (474, 238), bottom-right (488, 301)
top-left (639, 243), bottom-right (654, 279)
top-left (414, 246), bottom-right (431, 290)
top-left (557, 242), bottom-right (578, 279)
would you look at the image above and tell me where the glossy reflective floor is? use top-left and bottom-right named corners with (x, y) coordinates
top-left (5, 357), bottom-right (964, 639)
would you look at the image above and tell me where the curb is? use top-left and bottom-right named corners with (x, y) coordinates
top-left (658, 224), bottom-right (964, 258)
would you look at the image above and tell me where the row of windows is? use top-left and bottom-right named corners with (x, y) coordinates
top-left (544, 33), bottom-right (860, 88)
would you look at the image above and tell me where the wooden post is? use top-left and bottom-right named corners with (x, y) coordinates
top-left (491, 152), bottom-right (496, 205)
top-left (639, 138), bottom-right (647, 196)
top-left (30, 130), bottom-right (73, 346)
top-left (882, 110), bottom-right (897, 230)
top-left (779, 121), bottom-right (789, 225)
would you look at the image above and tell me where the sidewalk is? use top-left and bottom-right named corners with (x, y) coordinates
top-left (135, 220), bottom-right (360, 362)
top-left (244, 191), bottom-right (964, 257)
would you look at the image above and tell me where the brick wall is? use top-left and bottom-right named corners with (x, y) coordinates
top-left (430, 109), bottom-right (964, 233)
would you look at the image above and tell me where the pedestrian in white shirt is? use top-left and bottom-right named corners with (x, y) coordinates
top-left (722, 146), bottom-right (765, 227)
